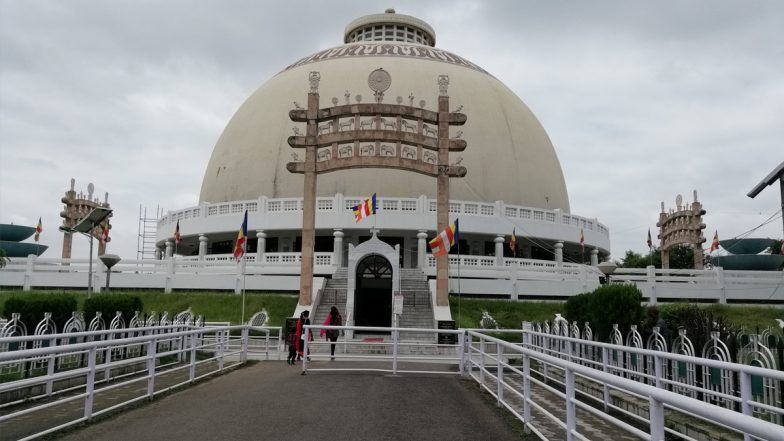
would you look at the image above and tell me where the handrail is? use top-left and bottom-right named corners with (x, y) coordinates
top-left (467, 330), bottom-right (784, 441)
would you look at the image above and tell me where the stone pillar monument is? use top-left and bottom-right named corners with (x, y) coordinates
top-left (165, 240), bottom-right (173, 259)
top-left (417, 230), bottom-right (428, 270)
top-left (657, 191), bottom-right (707, 269)
top-left (198, 234), bottom-right (208, 260)
top-left (554, 241), bottom-right (564, 266)
top-left (332, 229), bottom-right (343, 267)
top-left (256, 230), bottom-right (266, 263)
top-left (494, 235), bottom-right (505, 266)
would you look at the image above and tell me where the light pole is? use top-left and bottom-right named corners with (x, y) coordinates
top-left (597, 260), bottom-right (617, 284)
top-left (59, 207), bottom-right (112, 297)
top-left (99, 254), bottom-right (121, 292)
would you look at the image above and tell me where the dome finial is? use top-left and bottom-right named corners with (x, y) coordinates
top-left (385, 8), bottom-right (395, 14)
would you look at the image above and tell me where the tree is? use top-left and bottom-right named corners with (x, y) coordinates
top-left (0, 248), bottom-right (8, 268)
top-left (771, 239), bottom-right (783, 255)
top-left (617, 245), bottom-right (694, 269)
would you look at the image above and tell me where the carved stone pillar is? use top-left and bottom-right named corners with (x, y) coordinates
top-left (554, 241), bottom-right (564, 267)
top-left (198, 234), bottom-right (208, 261)
top-left (590, 248), bottom-right (599, 266)
top-left (435, 76), bottom-right (451, 306)
top-left (417, 230), bottom-right (428, 270)
top-left (256, 230), bottom-right (266, 264)
top-left (165, 240), bottom-right (173, 259)
top-left (494, 235), bottom-right (505, 266)
top-left (298, 72), bottom-right (321, 306)
top-left (332, 229), bottom-right (344, 267)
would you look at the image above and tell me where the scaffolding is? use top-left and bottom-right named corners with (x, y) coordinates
top-left (137, 205), bottom-right (161, 260)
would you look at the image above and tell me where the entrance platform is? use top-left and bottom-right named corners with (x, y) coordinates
top-left (53, 361), bottom-right (523, 441)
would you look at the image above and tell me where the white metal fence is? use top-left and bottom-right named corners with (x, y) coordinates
top-left (0, 324), bottom-right (274, 440)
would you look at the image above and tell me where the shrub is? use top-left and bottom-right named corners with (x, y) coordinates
top-left (659, 304), bottom-right (737, 359)
top-left (563, 284), bottom-right (644, 342)
top-left (84, 294), bottom-right (143, 327)
top-left (2, 294), bottom-right (77, 333)
top-left (564, 292), bottom-right (592, 328)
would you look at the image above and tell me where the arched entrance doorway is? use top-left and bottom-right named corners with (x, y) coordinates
top-left (354, 254), bottom-right (393, 328)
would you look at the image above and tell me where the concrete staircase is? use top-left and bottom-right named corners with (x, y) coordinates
top-left (312, 267), bottom-right (436, 355)
top-left (312, 268), bottom-right (347, 328)
top-left (397, 268), bottom-right (435, 342)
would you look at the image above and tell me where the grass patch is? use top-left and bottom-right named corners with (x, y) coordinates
top-left (657, 303), bottom-right (783, 332)
top-left (450, 297), bottom-right (565, 329)
top-left (0, 290), bottom-right (299, 326)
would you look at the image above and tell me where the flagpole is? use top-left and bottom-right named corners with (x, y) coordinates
top-left (241, 244), bottom-right (247, 324)
top-left (456, 230), bottom-right (461, 329)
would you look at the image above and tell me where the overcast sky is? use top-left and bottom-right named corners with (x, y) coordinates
top-left (1, 0), bottom-right (782, 262)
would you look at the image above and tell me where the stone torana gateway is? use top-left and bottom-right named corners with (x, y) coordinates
top-left (154, 9), bottom-right (611, 325)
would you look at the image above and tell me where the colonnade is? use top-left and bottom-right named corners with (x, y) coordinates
top-left (158, 229), bottom-right (601, 268)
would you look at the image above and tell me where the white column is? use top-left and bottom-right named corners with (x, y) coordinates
top-left (165, 240), bottom-right (173, 259)
top-left (417, 230), bottom-right (428, 270)
top-left (155, 245), bottom-right (163, 260)
top-left (494, 235), bottom-right (505, 266)
top-left (590, 248), bottom-right (599, 266)
top-left (256, 230), bottom-right (266, 263)
top-left (332, 229), bottom-right (344, 267)
top-left (198, 234), bottom-right (208, 261)
top-left (554, 241), bottom-right (564, 267)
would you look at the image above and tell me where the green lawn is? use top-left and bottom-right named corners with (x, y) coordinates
top-left (449, 297), bottom-right (783, 332)
top-left (0, 290), bottom-right (299, 326)
top-left (449, 297), bottom-right (565, 329)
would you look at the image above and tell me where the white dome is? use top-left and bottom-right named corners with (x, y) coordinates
top-left (200, 21), bottom-right (570, 213)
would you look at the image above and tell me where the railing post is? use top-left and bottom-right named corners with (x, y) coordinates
top-left (715, 266), bottom-right (726, 304)
top-left (565, 368), bottom-right (576, 441)
top-left (265, 330), bottom-right (271, 361)
top-left (479, 339), bottom-right (485, 387)
top-left (46, 337), bottom-right (56, 395)
top-left (457, 331), bottom-right (465, 376)
top-left (84, 346), bottom-right (96, 420)
top-left (392, 328), bottom-right (399, 375)
top-left (654, 354), bottom-right (663, 389)
top-left (466, 332), bottom-right (473, 377)
top-left (165, 257), bottom-right (174, 293)
top-left (241, 327), bottom-right (249, 363)
top-left (301, 329), bottom-right (309, 374)
top-left (649, 396), bottom-right (665, 441)
top-left (147, 338), bottom-right (157, 399)
top-left (646, 265), bottom-right (657, 305)
top-left (217, 330), bottom-right (226, 371)
top-left (189, 333), bottom-right (197, 382)
top-left (601, 346), bottom-right (610, 412)
top-left (522, 351), bottom-right (531, 433)
top-left (23, 254), bottom-right (35, 291)
top-left (496, 344), bottom-right (504, 405)
top-left (740, 372), bottom-right (752, 441)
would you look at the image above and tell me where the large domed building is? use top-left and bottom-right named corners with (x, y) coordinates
top-left (156, 10), bottom-right (609, 305)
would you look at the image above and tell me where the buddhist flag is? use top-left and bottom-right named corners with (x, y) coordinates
top-left (100, 222), bottom-right (111, 243)
top-left (709, 231), bottom-right (719, 253)
top-left (579, 228), bottom-right (585, 249)
top-left (174, 220), bottom-right (182, 244)
top-left (34, 217), bottom-right (42, 242)
top-left (233, 210), bottom-right (248, 262)
top-left (509, 228), bottom-right (517, 253)
top-left (429, 219), bottom-right (459, 258)
top-left (647, 229), bottom-right (653, 249)
top-left (352, 194), bottom-right (377, 222)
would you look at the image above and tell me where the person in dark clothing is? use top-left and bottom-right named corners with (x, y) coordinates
top-left (320, 306), bottom-right (342, 360)
top-left (295, 310), bottom-right (312, 360)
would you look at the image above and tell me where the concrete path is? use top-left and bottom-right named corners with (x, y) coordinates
top-left (54, 361), bottom-right (525, 441)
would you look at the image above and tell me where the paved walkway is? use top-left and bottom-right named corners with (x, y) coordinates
top-left (52, 361), bottom-right (525, 441)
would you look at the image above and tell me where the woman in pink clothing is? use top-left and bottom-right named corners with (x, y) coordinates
top-left (320, 306), bottom-right (342, 360)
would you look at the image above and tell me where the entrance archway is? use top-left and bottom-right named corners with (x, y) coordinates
top-left (354, 254), bottom-right (393, 328)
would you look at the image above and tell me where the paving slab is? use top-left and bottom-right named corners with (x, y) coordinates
top-left (54, 361), bottom-right (524, 441)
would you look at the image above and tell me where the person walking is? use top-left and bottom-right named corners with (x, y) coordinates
top-left (295, 310), bottom-right (312, 361)
top-left (320, 306), bottom-right (342, 360)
